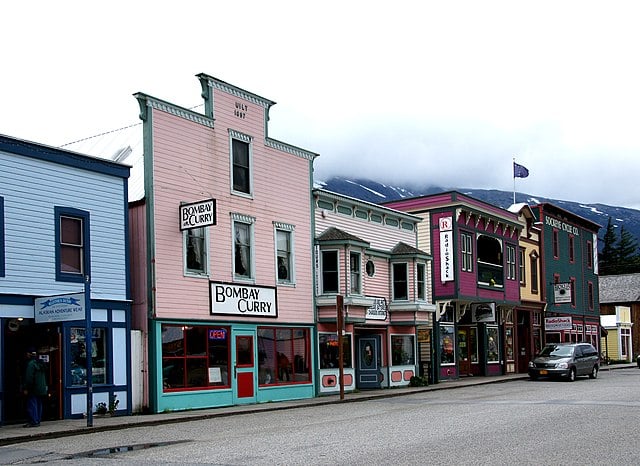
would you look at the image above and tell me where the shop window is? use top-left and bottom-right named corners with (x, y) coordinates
top-left (477, 234), bottom-right (503, 287)
top-left (276, 227), bottom-right (293, 284)
top-left (461, 232), bottom-right (473, 272)
top-left (417, 263), bottom-right (426, 300)
top-left (70, 327), bottom-right (107, 385)
top-left (486, 327), bottom-right (499, 362)
top-left (185, 227), bottom-right (207, 275)
top-left (231, 134), bottom-right (251, 195)
top-left (519, 247), bottom-right (526, 286)
top-left (440, 325), bottom-right (455, 365)
top-left (319, 333), bottom-right (352, 369)
top-left (350, 251), bottom-right (361, 294)
top-left (55, 207), bottom-right (90, 283)
top-left (392, 262), bottom-right (408, 300)
top-left (391, 335), bottom-right (415, 365)
top-left (258, 327), bottom-right (311, 385)
top-left (161, 325), bottom-right (230, 390)
top-left (321, 250), bottom-right (339, 294)
top-left (233, 219), bottom-right (253, 279)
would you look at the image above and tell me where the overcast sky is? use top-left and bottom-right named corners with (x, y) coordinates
top-left (3, 1), bottom-right (639, 209)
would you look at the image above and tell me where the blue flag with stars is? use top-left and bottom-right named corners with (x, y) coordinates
top-left (513, 162), bottom-right (529, 178)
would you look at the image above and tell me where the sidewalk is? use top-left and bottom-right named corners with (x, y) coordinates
top-left (1, 364), bottom-right (635, 446)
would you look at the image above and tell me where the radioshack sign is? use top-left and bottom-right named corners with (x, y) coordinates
top-left (545, 316), bottom-right (572, 331)
top-left (180, 199), bottom-right (216, 230)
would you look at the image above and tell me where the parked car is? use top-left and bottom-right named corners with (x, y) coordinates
top-left (528, 343), bottom-right (599, 381)
top-left (637, 354), bottom-right (640, 368)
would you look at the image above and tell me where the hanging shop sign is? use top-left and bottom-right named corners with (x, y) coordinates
top-left (553, 283), bottom-right (572, 304)
top-left (210, 282), bottom-right (278, 318)
top-left (35, 293), bottom-right (85, 323)
top-left (439, 216), bottom-right (454, 283)
top-left (180, 199), bottom-right (216, 230)
top-left (471, 302), bottom-right (496, 323)
top-left (545, 316), bottom-right (572, 331)
top-left (365, 297), bottom-right (388, 321)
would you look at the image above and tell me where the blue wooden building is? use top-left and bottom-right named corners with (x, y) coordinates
top-left (0, 134), bottom-right (132, 423)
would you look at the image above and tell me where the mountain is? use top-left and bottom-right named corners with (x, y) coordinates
top-left (317, 177), bottom-right (640, 247)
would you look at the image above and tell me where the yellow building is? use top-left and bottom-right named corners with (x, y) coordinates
top-left (600, 306), bottom-right (633, 362)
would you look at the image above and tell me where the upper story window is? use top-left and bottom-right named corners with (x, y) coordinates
top-left (321, 250), bottom-right (339, 294)
top-left (230, 131), bottom-right (252, 195)
top-left (552, 229), bottom-right (559, 259)
top-left (586, 240), bottom-right (593, 268)
top-left (588, 282), bottom-right (594, 310)
top-left (506, 244), bottom-right (517, 280)
top-left (568, 235), bottom-right (575, 263)
top-left (232, 213), bottom-right (255, 280)
top-left (417, 262), bottom-right (427, 300)
top-left (55, 207), bottom-right (90, 282)
top-left (185, 227), bottom-right (207, 275)
top-left (349, 251), bottom-right (361, 294)
top-left (461, 232), bottom-right (473, 272)
top-left (0, 196), bottom-right (4, 277)
top-left (477, 234), bottom-right (503, 287)
top-left (530, 251), bottom-right (539, 294)
top-left (570, 278), bottom-right (576, 307)
top-left (519, 248), bottom-right (526, 286)
top-left (276, 225), bottom-right (294, 284)
top-left (392, 262), bottom-right (408, 301)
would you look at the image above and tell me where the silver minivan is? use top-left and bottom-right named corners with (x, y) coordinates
top-left (528, 343), bottom-right (599, 381)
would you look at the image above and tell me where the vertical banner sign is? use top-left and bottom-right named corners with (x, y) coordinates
top-left (439, 216), bottom-right (454, 282)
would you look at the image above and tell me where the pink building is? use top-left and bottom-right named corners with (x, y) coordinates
top-left (314, 189), bottom-right (435, 392)
top-left (130, 75), bottom-right (318, 413)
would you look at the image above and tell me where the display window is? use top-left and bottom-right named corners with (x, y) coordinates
top-left (486, 326), bottom-right (499, 362)
top-left (391, 335), bottom-right (415, 365)
top-left (319, 333), bottom-right (352, 369)
top-left (161, 324), bottom-right (231, 391)
top-left (70, 327), bottom-right (107, 385)
top-left (440, 325), bottom-right (455, 365)
top-left (258, 327), bottom-right (311, 385)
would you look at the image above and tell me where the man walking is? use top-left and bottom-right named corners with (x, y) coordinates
top-left (23, 347), bottom-right (47, 427)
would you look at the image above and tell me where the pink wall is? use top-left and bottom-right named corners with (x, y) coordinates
top-left (147, 89), bottom-right (314, 323)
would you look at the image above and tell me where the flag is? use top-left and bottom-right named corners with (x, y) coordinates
top-left (513, 161), bottom-right (529, 178)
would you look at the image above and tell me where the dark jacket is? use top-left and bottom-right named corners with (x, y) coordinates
top-left (24, 358), bottom-right (48, 396)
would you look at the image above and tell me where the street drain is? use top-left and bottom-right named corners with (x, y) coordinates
top-left (69, 440), bottom-right (192, 458)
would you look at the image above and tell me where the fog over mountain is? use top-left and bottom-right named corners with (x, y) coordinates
top-left (318, 176), bottom-right (640, 248)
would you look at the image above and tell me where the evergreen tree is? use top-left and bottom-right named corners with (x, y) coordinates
top-left (616, 225), bottom-right (640, 274)
top-left (599, 217), bottom-right (618, 275)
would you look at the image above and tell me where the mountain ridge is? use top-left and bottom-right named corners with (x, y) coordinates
top-left (318, 176), bottom-right (640, 246)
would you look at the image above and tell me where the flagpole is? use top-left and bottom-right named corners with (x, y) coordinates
top-left (512, 157), bottom-right (516, 204)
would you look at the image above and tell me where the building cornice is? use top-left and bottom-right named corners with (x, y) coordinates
top-left (134, 93), bottom-right (214, 128)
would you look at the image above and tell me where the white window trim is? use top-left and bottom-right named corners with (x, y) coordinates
top-left (416, 262), bottom-right (427, 301)
top-left (229, 129), bottom-right (253, 198)
top-left (183, 227), bottom-right (209, 277)
top-left (274, 222), bottom-right (295, 286)
top-left (231, 212), bottom-right (256, 282)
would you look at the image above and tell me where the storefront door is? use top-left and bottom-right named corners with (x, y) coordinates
top-left (457, 326), bottom-right (477, 376)
top-left (356, 335), bottom-right (381, 389)
top-left (2, 319), bottom-right (62, 424)
top-left (232, 330), bottom-right (256, 405)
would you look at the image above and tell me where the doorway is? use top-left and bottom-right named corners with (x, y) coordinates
top-left (457, 326), bottom-right (478, 376)
top-left (355, 335), bottom-right (381, 389)
top-left (232, 330), bottom-right (256, 405)
top-left (2, 319), bottom-right (62, 424)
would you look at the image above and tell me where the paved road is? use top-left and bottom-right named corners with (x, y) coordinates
top-left (2, 369), bottom-right (639, 465)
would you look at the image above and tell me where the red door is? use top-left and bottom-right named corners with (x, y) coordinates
top-left (233, 331), bottom-right (256, 404)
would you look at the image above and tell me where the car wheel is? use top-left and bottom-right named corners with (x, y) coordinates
top-left (568, 367), bottom-right (576, 382)
top-left (589, 366), bottom-right (598, 379)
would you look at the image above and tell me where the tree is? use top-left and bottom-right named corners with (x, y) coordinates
top-left (599, 217), bottom-right (618, 275)
top-left (616, 225), bottom-right (640, 274)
